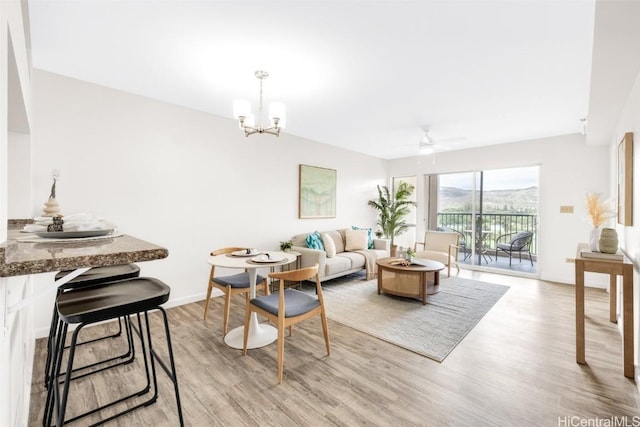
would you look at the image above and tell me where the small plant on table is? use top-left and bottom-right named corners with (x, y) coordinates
top-left (279, 240), bottom-right (293, 252)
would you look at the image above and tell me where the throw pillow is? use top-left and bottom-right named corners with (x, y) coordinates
top-left (327, 230), bottom-right (346, 253)
top-left (306, 231), bottom-right (325, 251)
top-left (321, 232), bottom-right (336, 258)
top-left (345, 229), bottom-right (368, 251)
top-left (352, 226), bottom-right (374, 249)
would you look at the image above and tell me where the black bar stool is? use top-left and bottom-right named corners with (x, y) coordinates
top-left (43, 264), bottom-right (141, 386)
top-left (44, 277), bottom-right (184, 427)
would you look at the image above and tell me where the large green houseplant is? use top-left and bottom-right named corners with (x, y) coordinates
top-left (368, 182), bottom-right (416, 255)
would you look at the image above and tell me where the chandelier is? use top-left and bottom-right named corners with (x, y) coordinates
top-left (233, 70), bottom-right (286, 137)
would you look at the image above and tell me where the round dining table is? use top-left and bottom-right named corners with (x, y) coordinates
top-left (208, 251), bottom-right (296, 349)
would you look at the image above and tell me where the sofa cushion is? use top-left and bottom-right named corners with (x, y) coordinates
top-left (321, 232), bottom-right (337, 258)
top-left (336, 252), bottom-right (365, 269)
top-left (352, 226), bottom-right (374, 249)
top-left (325, 256), bottom-right (351, 276)
top-left (345, 229), bottom-right (368, 251)
top-left (372, 248), bottom-right (388, 259)
top-left (306, 231), bottom-right (325, 250)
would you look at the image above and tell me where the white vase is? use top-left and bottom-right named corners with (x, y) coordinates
top-left (589, 227), bottom-right (600, 252)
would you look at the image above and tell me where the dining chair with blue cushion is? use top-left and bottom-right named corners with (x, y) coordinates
top-left (243, 263), bottom-right (330, 384)
top-left (203, 247), bottom-right (270, 335)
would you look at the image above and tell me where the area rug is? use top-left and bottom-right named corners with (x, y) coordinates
top-left (317, 276), bottom-right (509, 362)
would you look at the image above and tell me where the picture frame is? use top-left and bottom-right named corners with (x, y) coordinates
top-left (617, 132), bottom-right (633, 226)
top-left (299, 164), bottom-right (337, 218)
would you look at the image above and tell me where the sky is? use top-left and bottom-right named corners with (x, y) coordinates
top-left (439, 166), bottom-right (539, 191)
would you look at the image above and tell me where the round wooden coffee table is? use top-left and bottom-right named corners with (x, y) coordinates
top-left (376, 257), bottom-right (446, 304)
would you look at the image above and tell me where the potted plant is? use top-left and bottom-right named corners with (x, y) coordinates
top-left (368, 182), bottom-right (416, 256)
top-left (406, 247), bottom-right (416, 261)
top-left (279, 240), bottom-right (293, 252)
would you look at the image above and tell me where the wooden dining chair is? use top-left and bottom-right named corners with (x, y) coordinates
top-left (203, 247), bottom-right (270, 335)
top-left (243, 264), bottom-right (330, 383)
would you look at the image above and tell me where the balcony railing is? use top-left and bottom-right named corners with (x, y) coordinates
top-left (437, 212), bottom-right (538, 255)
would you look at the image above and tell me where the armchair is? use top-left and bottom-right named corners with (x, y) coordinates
top-left (437, 226), bottom-right (468, 260)
top-left (414, 230), bottom-right (460, 277)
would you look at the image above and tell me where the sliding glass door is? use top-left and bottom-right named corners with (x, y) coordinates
top-left (427, 166), bottom-right (538, 274)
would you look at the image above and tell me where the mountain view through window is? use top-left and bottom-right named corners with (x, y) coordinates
top-left (439, 167), bottom-right (538, 215)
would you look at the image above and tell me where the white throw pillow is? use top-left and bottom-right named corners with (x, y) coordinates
top-left (321, 233), bottom-right (337, 258)
top-left (345, 229), bottom-right (368, 251)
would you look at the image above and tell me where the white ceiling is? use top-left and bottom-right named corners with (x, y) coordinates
top-left (28, 0), bottom-right (598, 159)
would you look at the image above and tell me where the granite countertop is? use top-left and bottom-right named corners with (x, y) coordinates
top-left (0, 227), bottom-right (168, 277)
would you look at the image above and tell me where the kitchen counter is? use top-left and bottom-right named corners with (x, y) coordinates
top-left (0, 228), bottom-right (168, 277)
top-left (0, 222), bottom-right (170, 427)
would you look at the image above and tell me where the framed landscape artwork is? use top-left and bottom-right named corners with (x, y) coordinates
top-left (617, 132), bottom-right (633, 226)
top-left (299, 164), bottom-right (337, 218)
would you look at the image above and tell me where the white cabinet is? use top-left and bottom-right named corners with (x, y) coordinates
top-left (0, 275), bottom-right (35, 427)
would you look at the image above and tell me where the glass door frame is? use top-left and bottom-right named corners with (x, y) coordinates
top-left (424, 166), bottom-right (539, 277)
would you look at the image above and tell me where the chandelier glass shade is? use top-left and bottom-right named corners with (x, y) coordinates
top-left (233, 70), bottom-right (286, 137)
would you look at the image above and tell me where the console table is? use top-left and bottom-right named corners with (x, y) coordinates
top-left (574, 243), bottom-right (634, 378)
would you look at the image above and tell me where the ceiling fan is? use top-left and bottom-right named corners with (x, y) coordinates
top-left (415, 127), bottom-right (465, 165)
top-left (418, 127), bottom-right (454, 154)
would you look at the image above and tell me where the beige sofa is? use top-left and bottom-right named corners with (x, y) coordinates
top-left (291, 229), bottom-right (390, 282)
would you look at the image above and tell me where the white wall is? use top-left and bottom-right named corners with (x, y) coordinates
top-left (388, 134), bottom-right (610, 286)
top-left (29, 69), bottom-right (388, 336)
top-left (612, 68), bottom-right (640, 386)
top-left (8, 131), bottom-right (31, 217)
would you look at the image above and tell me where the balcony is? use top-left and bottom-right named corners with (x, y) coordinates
top-left (437, 212), bottom-right (537, 273)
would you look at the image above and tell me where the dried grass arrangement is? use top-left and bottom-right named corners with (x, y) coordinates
top-left (586, 193), bottom-right (614, 227)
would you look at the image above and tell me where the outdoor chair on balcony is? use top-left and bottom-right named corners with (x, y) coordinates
top-left (495, 231), bottom-right (534, 266)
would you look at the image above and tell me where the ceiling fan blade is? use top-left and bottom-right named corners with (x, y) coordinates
top-left (435, 136), bottom-right (466, 143)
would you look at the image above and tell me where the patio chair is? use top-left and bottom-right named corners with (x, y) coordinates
top-left (495, 231), bottom-right (534, 266)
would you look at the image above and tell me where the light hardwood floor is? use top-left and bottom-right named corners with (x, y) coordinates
top-left (29, 269), bottom-right (640, 426)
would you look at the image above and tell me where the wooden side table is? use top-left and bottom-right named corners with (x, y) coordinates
top-left (270, 250), bottom-right (302, 291)
top-left (574, 243), bottom-right (634, 378)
